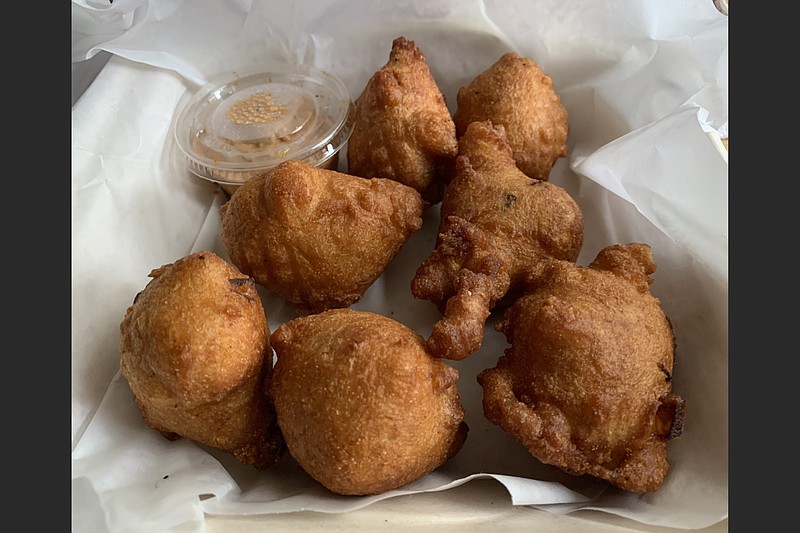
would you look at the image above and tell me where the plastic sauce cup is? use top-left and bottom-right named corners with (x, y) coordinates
top-left (174, 65), bottom-right (355, 196)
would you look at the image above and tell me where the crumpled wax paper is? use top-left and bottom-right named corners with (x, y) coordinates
top-left (71, 1), bottom-right (728, 532)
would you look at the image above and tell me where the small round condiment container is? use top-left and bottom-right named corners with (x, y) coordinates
top-left (174, 65), bottom-right (355, 196)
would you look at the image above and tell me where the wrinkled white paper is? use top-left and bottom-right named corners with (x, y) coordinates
top-left (72, 1), bottom-right (728, 531)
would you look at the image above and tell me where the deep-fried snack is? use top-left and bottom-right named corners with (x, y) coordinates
top-left (220, 159), bottom-right (424, 313)
top-left (119, 251), bottom-right (283, 469)
top-left (411, 121), bottom-right (583, 359)
top-left (270, 308), bottom-right (469, 496)
top-left (346, 36), bottom-right (458, 205)
top-left (453, 52), bottom-right (569, 181)
top-left (477, 244), bottom-right (685, 493)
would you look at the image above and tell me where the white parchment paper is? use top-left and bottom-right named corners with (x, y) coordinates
top-left (72, 1), bottom-right (728, 531)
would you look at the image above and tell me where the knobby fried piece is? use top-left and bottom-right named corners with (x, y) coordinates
top-left (347, 36), bottom-right (458, 205)
top-left (119, 251), bottom-right (284, 469)
top-left (412, 121), bottom-right (583, 359)
top-left (454, 52), bottom-right (569, 180)
top-left (270, 309), bottom-right (468, 496)
top-left (220, 159), bottom-right (424, 313)
top-left (477, 243), bottom-right (685, 493)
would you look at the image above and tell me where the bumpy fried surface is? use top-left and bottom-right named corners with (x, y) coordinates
top-left (119, 251), bottom-right (283, 469)
top-left (477, 244), bottom-right (685, 493)
top-left (411, 121), bottom-right (583, 359)
top-left (271, 309), bottom-right (468, 496)
top-left (453, 52), bottom-right (569, 181)
top-left (220, 159), bottom-right (424, 313)
top-left (346, 36), bottom-right (458, 205)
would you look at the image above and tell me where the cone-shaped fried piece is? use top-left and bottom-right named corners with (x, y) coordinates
top-left (477, 244), bottom-right (685, 493)
top-left (347, 36), bottom-right (458, 205)
top-left (220, 159), bottom-right (424, 313)
top-left (119, 251), bottom-right (284, 469)
top-left (411, 121), bottom-right (583, 359)
top-left (453, 52), bottom-right (569, 180)
top-left (271, 309), bottom-right (468, 496)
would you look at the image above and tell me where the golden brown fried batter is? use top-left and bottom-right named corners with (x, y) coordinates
top-left (220, 159), bottom-right (424, 313)
top-left (411, 121), bottom-right (583, 359)
top-left (119, 251), bottom-right (283, 469)
top-left (270, 309), bottom-right (468, 496)
top-left (453, 52), bottom-right (569, 181)
top-left (346, 36), bottom-right (458, 205)
top-left (477, 244), bottom-right (685, 493)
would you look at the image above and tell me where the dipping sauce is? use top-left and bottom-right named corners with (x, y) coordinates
top-left (174, 65), bottom-right (355, 196)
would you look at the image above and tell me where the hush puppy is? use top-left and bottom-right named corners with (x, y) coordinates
top-left (453, 52), bottom-right (569, 180)
top-left (347, 36), bottom-right (458, 205)
top-left (270, 309), bottom-right (469, 496)
top-left (412, 121), bottom-right (583, 360)
top-left (477, 244), bottom-right (685, 493)
top-left (119, 251), bottom-right (283, 469)
top-left (220, 159), bottom-right (424, 313)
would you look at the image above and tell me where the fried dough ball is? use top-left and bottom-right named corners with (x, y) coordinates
top-left (453, 52), bottom-right (569, 181)
top-left (119, 251), bottom-right (283, 469)
top-left (346, 36), bottom-right (458, 205)
top-left (220, 159), bottom-right (424, 313)
top-left (477, 244), bottom-right (685, 493)
top-left (270, 309), bottom-right (469, 496)
top-left (411, 121), bottom-right (583, 359)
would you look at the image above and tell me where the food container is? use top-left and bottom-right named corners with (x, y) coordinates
top-left (174, 65), bottom-right (355, 195)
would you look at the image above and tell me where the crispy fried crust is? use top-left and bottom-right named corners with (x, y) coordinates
top-left (119, 251), bottom-right (284, 469)
top-left (347, 36), bottom-right (458, 204)
top-left (454, 52), bottom-right (569, 180)
top-left (477, 244), bottom-right (684, 493)
top-left (411, 121), bottom-right (583, 359)
top-left (220, 159), bottom-right (424, 313)
top-left (270, 309), bottom-right (469, 496)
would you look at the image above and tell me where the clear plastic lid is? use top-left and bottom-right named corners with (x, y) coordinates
top-left (174, 65), bottom-right (355, 186)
